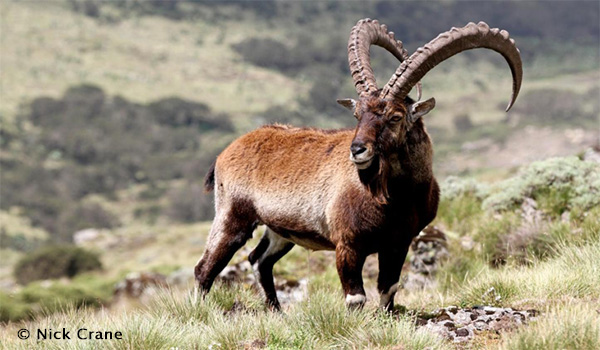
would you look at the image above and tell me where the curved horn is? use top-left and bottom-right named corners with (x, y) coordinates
top-left (348, 18), bottom-right (410, 97)
top-left (381, 22), bottom-right (523, 111)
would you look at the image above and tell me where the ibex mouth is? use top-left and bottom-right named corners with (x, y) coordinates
top-left (351, 156), bottom-right (374, 170)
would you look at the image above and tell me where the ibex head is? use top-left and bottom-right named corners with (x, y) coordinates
top-left (338, 19), bottom-right (523, 172)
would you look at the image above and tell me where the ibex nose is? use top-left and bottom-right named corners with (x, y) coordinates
top-left (350, 142), bottom-right (367, 157)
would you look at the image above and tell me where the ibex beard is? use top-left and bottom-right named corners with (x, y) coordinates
top-left (194, 19), bottom-right (522, 311)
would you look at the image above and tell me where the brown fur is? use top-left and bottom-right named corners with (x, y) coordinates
top-left (195, 93), bottom-right (439, 310)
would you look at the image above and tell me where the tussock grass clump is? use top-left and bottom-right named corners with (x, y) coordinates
top-left (1, 283), bottom-right (445, 350)
top-left (501, 303), bottom-right (600, 350)
top-left (456, 241), bottom-right (600, 308)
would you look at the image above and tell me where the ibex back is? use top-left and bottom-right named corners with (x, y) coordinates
top-left (196, 19), bottom-right (522, 311)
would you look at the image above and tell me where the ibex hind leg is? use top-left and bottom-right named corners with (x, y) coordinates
top-left (194, 198), bottom-right (257, 293)
top-left (249, 227), bottom-right (294, 310)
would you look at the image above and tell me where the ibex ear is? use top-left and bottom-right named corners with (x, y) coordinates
top-left (337, 99), bottom-right (357, 112)
top-left (409, 97), bottom-right (436, 122)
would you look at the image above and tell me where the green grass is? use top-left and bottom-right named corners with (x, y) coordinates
top-left (2, 176), bottom-right (599, 348)
top-left (501, 303), bottom-right (600, 350)
top-left (455, 241), bottom-right (600, 308)
top-left (3, 238), bottom-right (598, 349)
top-left (1, 284), bottom-right (445, 350)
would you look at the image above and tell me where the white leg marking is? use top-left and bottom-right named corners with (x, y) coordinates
top-left (379, 282), bottom-right (399, 308)
top-left (253, 228), bottom-right (290, 283)
top-left (252, 262), bottom-right (261, 282)
top-left (345, 294), bottom-right (366, 305)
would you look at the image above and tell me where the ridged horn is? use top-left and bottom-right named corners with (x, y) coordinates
top-left (381, 21), bottom-right (523, 111)
top-left (348, 18), bottom-right (409, 97)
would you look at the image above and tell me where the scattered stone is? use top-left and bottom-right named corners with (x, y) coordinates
top-left (583, 146), bottom-right (600, 163)
top-left (166, 267), bottom-right (194, 287)
top-left (446, 305), bottom-right (458, 314)
top-left (276, 278), bottom-right (308, 305)
top-left (455, 328), bottom-right (469, 337)
top-left (73, 228), bottom-right (102, 245)
top-left (243, 339), bottom-right (266, 350)
top-left (218, 261), bottom-right (255, 285)
top-left (403, 226), bottom-right (449, 290)
top-left (443, 321), bottom-right (455, 329)
top-left (460, 236), bottom-right (476, 251)
top-left (114, 272), bottom-right (167, 300)
top-left (420, 305), bottom-right (538, 343)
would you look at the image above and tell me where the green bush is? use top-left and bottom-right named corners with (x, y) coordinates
top-left (166, 183), bottom-right (214, 223)
top-left (2, 85), bottom-right (234, 240)
top-left (14, 245), bottom-right (102, 285)
top-left (483, 157), bottom-right (600, 215)
top-left (55, 201), bottom-right (120, 242)
top-left (0, 275), bottom-right (114, 322)
top-left (440, 176), bottom-right (490, 201)
top-left (452, 113), bottom-right (474, 132)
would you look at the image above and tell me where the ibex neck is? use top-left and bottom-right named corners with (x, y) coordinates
top-left (389, 120), bottom-right (434, 183)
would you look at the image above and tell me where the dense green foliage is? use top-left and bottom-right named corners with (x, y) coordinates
top-left (483, 157), bottom-right (600, 214)
top-left (0, 276), bottom-right (113, 322)
top-left (13, 245), bottom-right (102, 285)
top-left (1, 85), bottom-right (230, 240)
top-left (436, 157), bottom-right (600, 283)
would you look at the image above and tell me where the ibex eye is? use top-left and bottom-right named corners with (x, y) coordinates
top-left (390, 115), bottom-right (402, 123)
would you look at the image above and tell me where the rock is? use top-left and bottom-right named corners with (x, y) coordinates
top-left (166, 267), bottom-right (194, 286)
top-left (583, 147), bottom-right (600, 163)
top-left (460, 236), bottom-right (475, 251)
top-left (443, 321), bottom-right (456, 329)
top-left (73, 228), bottom-right (102, 245)
top-left (446, 305), bottom-right (458, 314)
top-left (114, 272), bottom-right (167, 300)
top-left (243, 339), bottom-right (266, 350)
top-left (403, 226), bottom-right (448, 290)
top-left (217, 261), bottom-right (254, 285)
top-left (455, 328), bottom-right (469, 337)
top-left (276, 278), bottom-right (308, 305)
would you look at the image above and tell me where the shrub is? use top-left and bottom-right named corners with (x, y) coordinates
top-left (0, 275), bottom-right (114, 322)
top-left (13, 245), bottom-right (102, 285)
top-left (483, 157), bottom-right (600, 215)
top-left (440, 176), bottom-right (490, 201)
top-left (55, 201), bottom-right (120, 242)
top-left (4, 85), bottom-right (234, 240)
top-left (452, 113), bottom-right (474, 132)
top-left (232, 38), bottom-right (300, 73)
top-left (166, 183), bottom-right (214, 223)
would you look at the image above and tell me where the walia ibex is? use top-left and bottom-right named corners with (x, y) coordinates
top-left (196, 19), bottom-right (522, 311)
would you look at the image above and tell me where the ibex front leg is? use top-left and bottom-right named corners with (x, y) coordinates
top-left (377, 243), bottom-right (411, 312)
top-left (336, 244), bottom-right (367, 309)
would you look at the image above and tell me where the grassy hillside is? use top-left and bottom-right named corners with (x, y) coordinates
top-left (1, 1), bottom-right (599, 349)
top-left (0, 1), bottom-right (305, 124)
